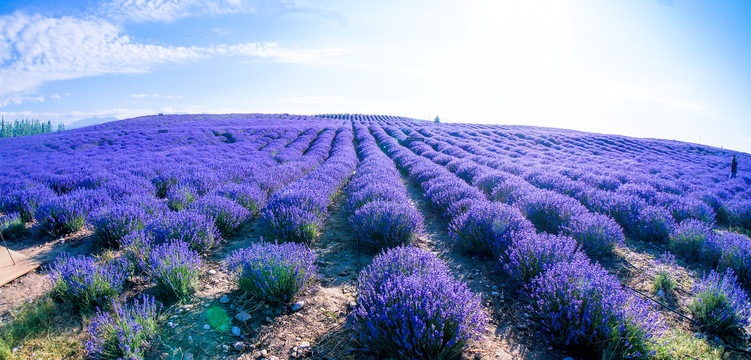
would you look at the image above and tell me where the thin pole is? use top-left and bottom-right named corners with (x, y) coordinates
top-left (0, 231), bottom-right (15, 266)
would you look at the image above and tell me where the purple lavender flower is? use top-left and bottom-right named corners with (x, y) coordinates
top-left (449, 201), bottom-right (535, 257)
top-left (515, 189), bottom-right (587, 234)
top-left (690, 269), bottom-right (751, 335)
top-left (143, 240), bottom-right (202, 301)
top-left (0, 186), bottom-right (56, 222)
top-left (525, 259), bottom-right (661, 358)
top-left (351, 201), bottom-right (423, 251)
top-left (146, 210), bottom-right (221, 253)
top-left (89, 204), bottom-right (148, 248)
top-left (352, 246), bottom-right (487, 359)
top-left (504, 233), bottom-right (587, 285)
top-left (0, 212), bottom-right (26, 239)
top-left (225, 241), bottom-right (317, 303)
top-left (669, 219), bottom-right (714, 261)
top-left (189, 195), bottom-right (250, 237)
top-left (36, 189), bottom-right (111, 237)
top-left (165, 185), bottom-right (197, 211)
top-left (48, 253), bottom-right (128, 311)
top-left (85, 294), bottom-right (162, 359)
top-left (259, 202), bottom-right (321, 243)
top-left (562, 212), bottom-right (625, 258)
top-left (211, 182), bottom-right (268, 215)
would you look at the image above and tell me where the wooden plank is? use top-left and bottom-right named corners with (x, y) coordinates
top-left (0, 247), bottom-right (40, 287)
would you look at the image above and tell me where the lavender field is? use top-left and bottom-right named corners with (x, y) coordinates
top-left (1, 113), bottom-right (750, 360)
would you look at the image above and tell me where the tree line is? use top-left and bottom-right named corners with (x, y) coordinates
top-left (0, 117), bottom-right (65, 138)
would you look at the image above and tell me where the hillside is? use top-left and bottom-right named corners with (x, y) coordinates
top-left (0, 113), bottom-right (750, 360)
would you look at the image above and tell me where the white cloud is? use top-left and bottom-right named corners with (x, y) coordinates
top-left (0, 11), bottom-right (344, 107)
top-left (102, 0), bottom-right (253, 23)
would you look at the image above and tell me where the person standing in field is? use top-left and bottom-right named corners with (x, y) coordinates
top-left (731, 154), bottom-right (738, 178)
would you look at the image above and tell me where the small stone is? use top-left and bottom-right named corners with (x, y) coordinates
top-left (220, 295), bottom-right (230, 304)
top-left (167, 321), bottom-right (176, 328)
top-left (260, 349), bottom-right (268, 356)
top-left (657, 289), bottom-right (665, 298)
top-left (296, 337), bottom-right (301, 341)
top-left (338, 271), bottom-right (348, 276)
top-left (546, 346), bottom-right (553, 351)
top-left (203, 324), bottom-right (211, 330)
top-left (204, 303), bottom-right (211, 307)
top-left (265, 316), bottom-right (273, 323)
top-left (347, 301), bottom-right (357, 310)
top-left (299, 341), bottom-right (310, 349)
top-left (11, 346), bottom-right (20, 353)
top-left (491, 291), bottom-right (500, 296)
top-left (235, 311), bottom-right (252, 322)
top-left (517, 324), bottom-right (527, 330)
top-left (233, 341), bottom-right (246, 351)
top-left (291, 301), bottom-right (304, 312)
top-left (474, 352), bottom-right (482, 359)
top-left (208, 269), bottom-right (217, 275)
top-left (183, 353), bottom-right (194, 360)
top-left (231, 326), bottom-right (241, 336)
top-left (187, 335), bottom-right (193, 344)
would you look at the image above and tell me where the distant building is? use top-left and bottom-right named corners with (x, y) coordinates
top-left (435, 115), bottom-right (440, 123)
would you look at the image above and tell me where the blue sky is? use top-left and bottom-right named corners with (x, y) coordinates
top-left (1, 0), bottom-right (750, 153)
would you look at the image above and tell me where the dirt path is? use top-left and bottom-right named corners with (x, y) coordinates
top-left (0, 228), bottom-right (95, 316)
top-left (397, 174), bottom-right (556, 360)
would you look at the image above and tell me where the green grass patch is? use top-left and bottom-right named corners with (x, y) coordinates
top-left (0, 298), bottom-right (85, 360)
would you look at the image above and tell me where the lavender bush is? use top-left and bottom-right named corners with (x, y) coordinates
top-left (212, 182), bottom-right (267, 215)
top-left (165, 185), bottom-right (196, 211)
top-left (504, 233), bottom-right (586, 285)
top-left (629, 206), bottom-right (676, 243)
top-left (669, 219), bottom-right (714, 261)
top-left (36, 189), bottom-right (110, 237)
top-left (190, 195), bottom-right (250, 237)
top-left (48, 253), bottom-right (128, 311)
top-left (0, 212), bottom-right (25, 239)
top-left (225, 241), bottom-right (317, 303)
top-left (562, 212), bottom-right (624, 258)
top-left (351, 201), bottom-right (423, 251)
top-left (147, 210), bottom-right (221, 253)
top-left (449, 201), bottom-right (534, 257)
top-left (525, 259), bottom-right (660, 358)
top-left (515, 190), bottom-right (586, 234)
top-left (89, 204), bottom-right (148, 248)
top-left (86, 295), bottom-right (162, 360)
top-left (352, 246), bottom-right (487, 359)
top-left (143, 241), bottom-right (202, 301)
top-left (259, 203), bottom-right (320, 243)
top-left (689, 269), bottom-right (751, 335)
top-left (652, 252), bottom-right (677, 295)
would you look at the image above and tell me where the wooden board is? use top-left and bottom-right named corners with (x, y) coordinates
top-left (0, 247), bottom-right (40, 287)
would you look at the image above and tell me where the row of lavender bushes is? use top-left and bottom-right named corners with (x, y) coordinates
top-left (370, 121), bottom-right (666, 358)
top-left (391, 119), bottom-right (751, 341)
top-left (409, 122), bottom-right (749, 233)
top-left (387, 124), bottom-right (625, 259)
top-left (2, 115), bottom-right (344, 359)
top-left (0, 116), bottom-right (344, 242)
top-left (398, 121), bottom-right (751, 336)
top-left (346, 121), bottom-right (424, 251)
top-left (259, 125), bottom-right (358, 243)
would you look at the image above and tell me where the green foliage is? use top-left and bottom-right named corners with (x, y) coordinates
top-left (649, 331), bottom-right (723, 360)
top-left (0, 117), bottom-right (60, 138)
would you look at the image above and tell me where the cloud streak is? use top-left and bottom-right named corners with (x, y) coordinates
top-left (0, 11), bottom-right (344, 106)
